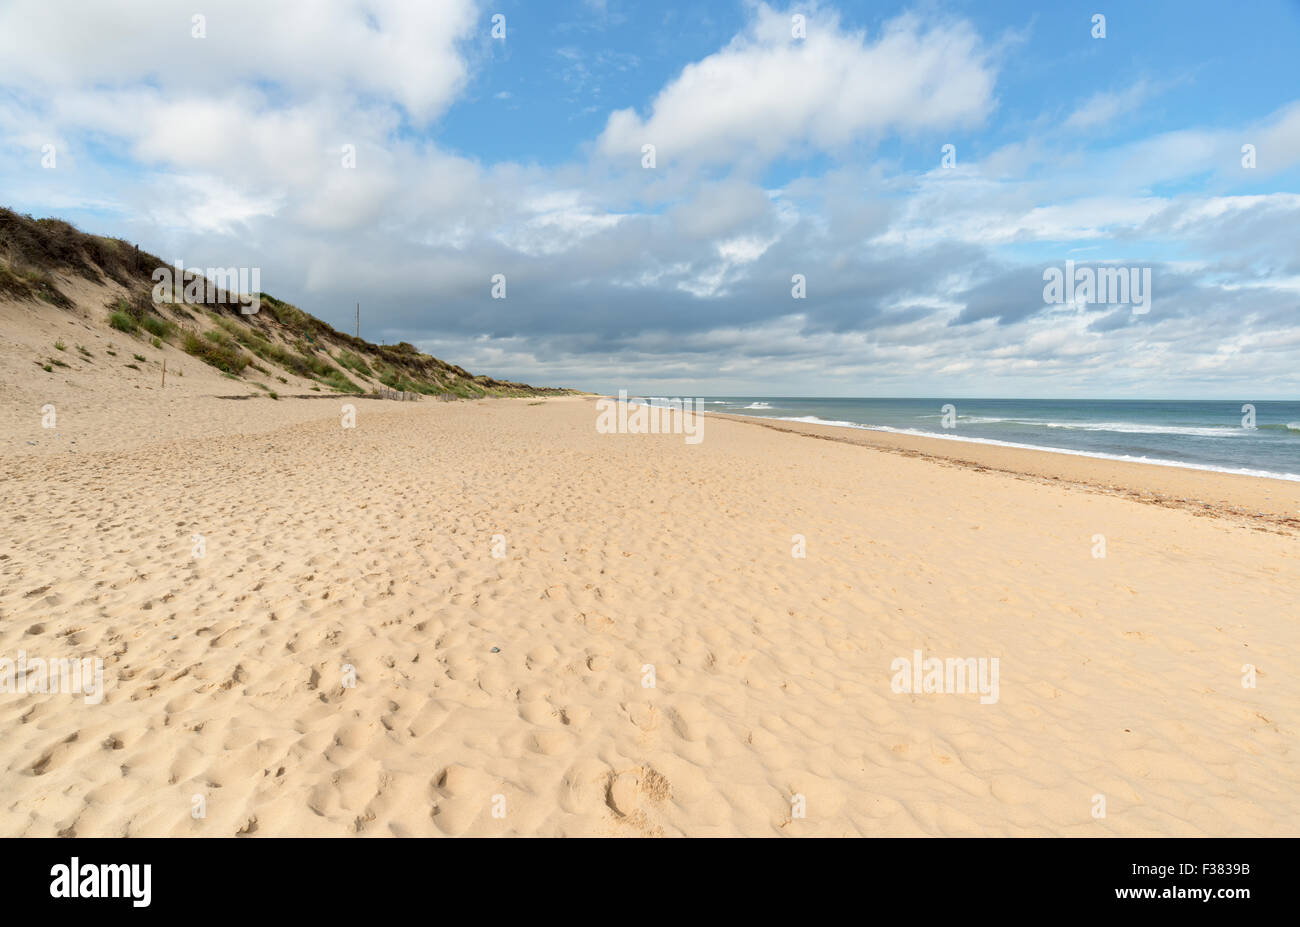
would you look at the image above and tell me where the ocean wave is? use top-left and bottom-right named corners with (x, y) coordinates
top-left (744, 402), bottom-right (774, 409)
top-left (917, 414), bottom-right (1006, 424)
top-left (924, 416), bottom-right (1250, 438)
top-left (1039, 421), bottom-right (1245, 438)
top-left (773, 415), bottom-right (868, 428)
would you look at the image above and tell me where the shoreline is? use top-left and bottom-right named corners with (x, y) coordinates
top-left (724, 412), bottom-right (1300, 483)
top-left (702, 409), bottom-right (1300, 535)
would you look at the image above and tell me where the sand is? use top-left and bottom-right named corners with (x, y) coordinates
top-left (1, 397), bottom-right (1295, 836)
top-left (2, 305), bottom-right (1298, 835)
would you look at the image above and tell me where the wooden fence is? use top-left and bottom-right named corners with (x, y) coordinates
top-left (369, 387), bottom-right (422, 401)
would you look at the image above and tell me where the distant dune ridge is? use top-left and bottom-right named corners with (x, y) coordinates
top-left (0, 206), bottom-right (572, 400)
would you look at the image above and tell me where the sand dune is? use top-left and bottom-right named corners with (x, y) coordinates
top-left (2, 387), bottom-right (1297, 836)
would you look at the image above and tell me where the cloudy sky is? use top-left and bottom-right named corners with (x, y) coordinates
top-left (2, 0), bottom-right (1299, 397)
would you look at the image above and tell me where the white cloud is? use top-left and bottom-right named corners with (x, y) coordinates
top-left (144, 174), bottom-right (283, 234)
top-left (597, 5), bottom-right (996, 167)
top-left (0, 0), bottom-right (478, 122)
top-left (1064, 81), bottom-right (1153, 130)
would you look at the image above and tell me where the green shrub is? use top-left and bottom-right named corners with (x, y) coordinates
top-left (142, 316), bottom-right (172, 338)
top-left (209, 315), bottom-right (341, 382)
top-left (183, 331), bottom-right (249, 375)
top-left (318, 368), bottom-right (363, 394)
top-left (54, 339), bottom-right (66, 351)
top-left (108, 311), bottom-right (138, 334)
top-left (337, 350), bottom-right (373, 377)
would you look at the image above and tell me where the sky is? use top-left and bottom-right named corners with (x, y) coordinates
top-left (1, 0), bottom-right (1299, 398)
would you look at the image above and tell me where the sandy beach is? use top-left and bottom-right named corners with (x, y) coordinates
top-left (3, 370), bottom-right (1297, 835)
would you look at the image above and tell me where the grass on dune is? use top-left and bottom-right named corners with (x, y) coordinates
top-left (182, 329), bottom-right (249, 375)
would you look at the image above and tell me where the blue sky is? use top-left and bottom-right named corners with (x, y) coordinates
top-left (2, 0), bottom-right (1299, 397)
top-left (444, 1), bottom-right (1300, 186)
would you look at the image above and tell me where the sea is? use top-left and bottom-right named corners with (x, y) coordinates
top-left (655, 397), bottom-right (1300, 481)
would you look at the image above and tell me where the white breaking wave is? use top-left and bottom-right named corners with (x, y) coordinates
top-left (1039, 421), bottom-right (1244, 438)
top-left (919, 416), bottom-right (1245, 438)
top-left (774, 415), bottom-right (864, 428)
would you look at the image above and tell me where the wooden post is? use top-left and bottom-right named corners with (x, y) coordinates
top-left (161, 359), bottom-right (166, 388)
top-left (356, 303), bottom-right (359, 339)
